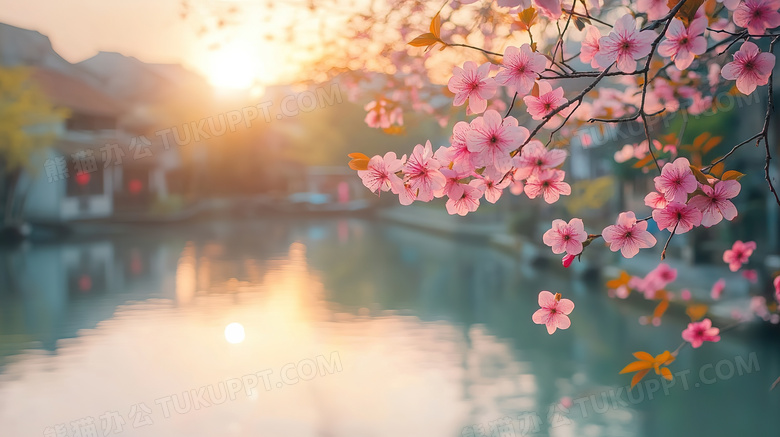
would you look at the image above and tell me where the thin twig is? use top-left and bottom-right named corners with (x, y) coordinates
top-left (505, 92), bottom-right (518, 118)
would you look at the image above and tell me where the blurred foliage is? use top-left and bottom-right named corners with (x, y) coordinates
top-left (0, 67), bottom-right (66, 171)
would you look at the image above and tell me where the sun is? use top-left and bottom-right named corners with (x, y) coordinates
top-left (206, 43), bottom-right (260, 90)
top-left (224, 322), bottom-right (246, 344)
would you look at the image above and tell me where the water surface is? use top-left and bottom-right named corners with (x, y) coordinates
top-left (0, 218), bottom-right (777, 436)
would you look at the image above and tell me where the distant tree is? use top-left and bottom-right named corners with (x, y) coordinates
top-left (0, 67), bottom-right (67, 234)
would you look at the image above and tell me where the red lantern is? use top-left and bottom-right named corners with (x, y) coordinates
top-left (78, 274), bottom-right (92, 292)
top-left (128, 178), bottom-right (143, 194)
top-left (75, 172), bottom-right (90, 186)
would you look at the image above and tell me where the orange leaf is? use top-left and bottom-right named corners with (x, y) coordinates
top-left (710, 161), bottom-right (725, 177)
top-left (721, 170), bottom-right (745, 181)
top-left (517, 7), bottom-right (539, 31)
top-left (633, 351), bottom-right (654, 362)
top-left (653, 299), bottom-right (670, 319)
top-left (658, 351), bottom-right (675, 365)
top-left (430, 12), bottom-right (441, 39)
top-left (620, 360), bottom-right (653, 374)
top-left (606, 271), bottom-right (632, 289)
top-left (631, 369), bottom-right (651, 388)
top-left (660, 366), bottom-right (673, 381)
top-left (531, 82), bottom-right (540, 97)
top-left (408, 33), bottom-right (442, 48)
top-left (686, 304), bottom-right (709, 321)
top-left (692, 132), bottom-right (710, 151)
top-left (382, 125), bottom-right (405, 135)
top-left (633, 155), bottom-right (654, 169)
top-left (690, 165), bottom-right (710, 185)
top-left (667, 0), bottom-right (706, 25)
top-left (347, 152), bottom-right (370, 171)
top-left (702, 136), bottom-right (722, 154)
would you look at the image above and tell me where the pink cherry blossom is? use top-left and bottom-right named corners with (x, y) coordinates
top-left (580, 25), bottom-right (602, 68)
top-left (364, 100), bottom-right (403, 128)
top-left (358, 152), bottom-right (404, 194)
top-left (681, 289), bottom-right (692, 300)
top-left (774, 276), bottom-right (780, 302)
top-left (688, 179), bottom-right (741, 227)
top-left (513, 140), bottom-right (567, 180)
top-left (653, 157), bottom-right (698, 203)
top-left (722, 240), bottom-right (756, 272)
top-left (634, 263), bottom-right (677, 297)
top-left (644, 191), bottom-right (670, 209)
top-left (682, 318), bottom-right (721, 348)
top-left (742, 269), bottom-right (758, 283)
top-left (498, 0), bottom-right (529, 6)
top-left (595, 14), bottom-right (658, 73)
top-left (652, 201), bottom-right (703, 234)
top-left (562, 253), bottom-right (576, 268)
top-left (445, 180), bottom-right (483, 216)
top-left (602, 211), bottom-right (657, 258)
top-left (509, 176), bottom-right (525, 195)
top-left (523, 81), bottom-right (568, 120)
top-left (438, 166), bottom-right (471, 199)
top-left (658, 17), bottom-right (707, 70)
top-left (448, 61), bottom-right (498, 114)
top-left (750, 295), bottom-right (770, 319)
top-left (495, 44), bottom-right (547, 95)
top-left (543, 218), bottom-right (588, 255)
top-left (442, 121), bottom-right (477, 170)
top-left (473, 175), bottom-right (511, 203)
top-left (636, 0), bottom-right (670, 20)
top-left (721, 41), bottom-right (776, 95)
top-left (711, 278), bottom-right (726, 300)
top-left (534, 0), bottom-right (562, 20)
top-left (403, 141), bottom-right (446, 202)
top-left (395, 181), bottom-right (417, 206)
top-left (524, 169), bottom-right (572, 203)
top-left (733, 0), bottom-right (780, 35)
top-left (532, 291), bottom-right (574, 334)
top-left (467, 110), bottom-right (527, 173)
top-left (719, 0), bottom-right (742, 10)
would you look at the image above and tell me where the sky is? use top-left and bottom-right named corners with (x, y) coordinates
top-left (0, 0), bottom-right (346, 89)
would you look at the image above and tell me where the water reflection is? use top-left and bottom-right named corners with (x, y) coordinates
top-left (0, 218), bottom-right (778, 437)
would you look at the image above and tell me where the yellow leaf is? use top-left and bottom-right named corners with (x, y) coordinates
top-left (631, 369), bottom-right (651, 388)
top-left (721, 170), bottom-right (745, 181)
top-left (686, 304), bottom-right (709, 321)
top-left (347, 152), bottom-right (370, 171)
top-left (620, 361), bottom-right (653, 374)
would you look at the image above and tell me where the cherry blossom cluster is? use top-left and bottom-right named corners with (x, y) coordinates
top-left (356, 107), bottom-right (572, 215)
top-left (349, 0), bottom-right (780, 351)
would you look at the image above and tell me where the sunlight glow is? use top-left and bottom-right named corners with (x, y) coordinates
top-left (224, 322), bottom-right (246, 344)
top-left (206, 43), bottom-right (260, 90)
